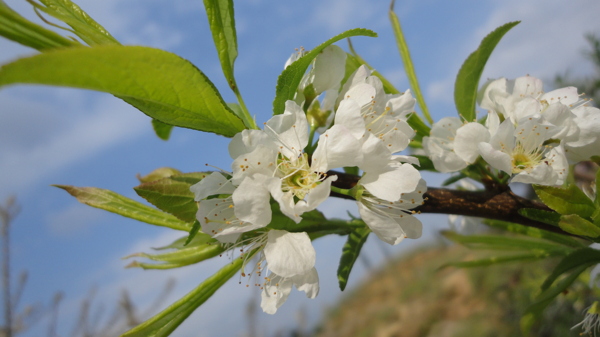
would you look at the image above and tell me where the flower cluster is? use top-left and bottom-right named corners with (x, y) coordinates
top-left (424, 75), bottom-right (600, 185)
top-left (189, 46), bottom-right (425, 313)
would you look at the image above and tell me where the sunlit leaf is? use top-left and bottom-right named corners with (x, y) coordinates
top-left (54, 185), bottom-right (191, 231)
top-left (203, 0), bottom-right (237, 90)
top-left (137, 167), bottom-right (182, 184)
top-left (28, 0), bottom-right (119, 46)
top-left (534, 184), bottom-right (595, 218)
top-left (0, 0), bottom-right (80, 50)
top-left (0, 45), bottom-right (246, 137)
top-left (518, 208), bottom-right (562, 227)
top-left (134, 172), bottom-right (209, 223)
top-left (559, 214), bottom-right (600, 238)
top-left (454, 21), bottom-right (520, 122)
top-left (151, 119), bottom-right (174, 141)
top-left (486, 219), bottom-right (585, 248)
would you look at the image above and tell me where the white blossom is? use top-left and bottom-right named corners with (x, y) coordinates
top-left (356, 179), bottom-right (426, 245)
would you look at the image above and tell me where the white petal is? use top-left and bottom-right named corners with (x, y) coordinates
top-left (360, 163), bottom-right (421, 201)
top-left (359, 133), bottom-right (392, 173)
top-left (264, 230), bottom-right (316, 277)
top-left (479, 142), bottom-right (512, 174)
top-left (334, 98), bottom-right (366, 138)
top-left (541, 86), bottom-right (579, 106)
top-left (232, 174), bottom-right (273, 226)
top-left (260, 274), bottom-right (293, 314)
top-left (293, 267), bottom-right (319, 299)
top-left (477, 78), bottom-right (506, 111)
top-left (357, 202), bottom-right (406, 245)
top-left (454, 122), bottom-right (490, 163)
top-left (311, 45), bottom-right (347, 94)
top-left (266, 178), bottom-right (300, 223)
top-left (295, 175), bottom-right (337, 215)
top-left (512, 76), bottom-right (543, 98)
top-left (344, 82), bottom-right (376, 107)
top-left (265, 101), bottom-right (309, 158)
top-left (311, 125), bottom-right (363, 172)
top-left (190, 172), bottom-right (235, 201)
top-left (231, 145), bottom-right (278, 185)
top-left (229, 129), bottom-right (275, 159)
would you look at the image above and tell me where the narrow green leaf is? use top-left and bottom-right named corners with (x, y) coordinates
top-left (122, 258), bottom-right (243, 337)
top-left (125, 231), bottom-right (224, 269)
top-left (559, 214), bottom-right (600, 238)
top-left (454, 21), bottom-right (520, 122)
top-left (203, 0), bottom-right (237, 90)
top-left (53, 185), bottom-right (191, 231)
top-left (521, 264), bottom-right (588, 336)
top-left (518, 208), bottom-right (562, 227)
top-left (486, 219), bottom-right (585, 248)
top-left (28, 0), bottom-right (120, 46)
top-left (273, 28), bottom-right (377, 115)
top-left (389, 1), bottom-right (432, 124)
top-left (411, 155), bottom-right (435, 171)
top-left (534, 184), bottom-right (595, 217)
top-left (540, 247), bottom-right (600, 291)
top-left (184, 220), bottom-right (202, 246)
top-left (134, 172), bottom-right (209, 223)
top-left (439, 252), bottom-right (555, 269)
top-left (595, 168), bottom-right (600, 207)
top-left (441, 230), bottom-right (572, 253)
top-left (0, 0), bottom-right (80, 50)
top-left (337, 226), bottom-right (370, 291)
top-left (0, 45), bottom-right (246, 137)
top-left (151, 119), bottom-right (174, 141)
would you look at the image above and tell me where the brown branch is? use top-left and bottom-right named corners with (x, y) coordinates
top-left (328, 171), bottom-right (569, 236)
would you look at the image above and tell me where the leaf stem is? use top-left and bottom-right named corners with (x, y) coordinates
top-left (234, 89), bottom-right (258, 129)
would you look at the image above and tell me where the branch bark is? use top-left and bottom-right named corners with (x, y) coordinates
top-left (328, 171), bottom-right (569, 236)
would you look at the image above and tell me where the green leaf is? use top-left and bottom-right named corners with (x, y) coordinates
top-left (454, 21), bottom-right (520, 122)
top-left (125, 230), bottom-right (223, 270)
top-left (411, 155), bottom-right (435, 171)
top-left (203, 0), bottom-right (237, 90)
top-left (441, 173), bottom-right (468, 187)
top-left (559, 214), bottom-right (600, 238)
top-left (53, 185), bottom-right (191, 231)
top-left (440, 230), bottom-right (572, 254)
top-left (28, 0), bottom-right (120, 46)
top-left (518, 208), bottom-right (562, 227)
top-left (122, 257), bottom-right (243, 337)
top-left (273, 28), bottom-right (377, 115)
top-left (0, 45), bottom-right (246, 137)
top-left (0, 0), bottom-right (80, 50)
top-left (534, 184), bottom-right (595, 217)
top-left (389, 3), bottom-right (432, 124)
top-left (137, 167), bottom-right (182, 184)
top-left (486, 219), bottom-right (585, 248)
top-left (439, 252), bottom-right (557, 269)
top-left (520, 264), bottom-right (588, 336)
top-left (406, 113), bottom-right (430, 142)
top-left (540, 247), bottom-right (600, 291)
top-left (151, 119), bottom-right (174, 141)
top-left (184, 220), bottom-right (202, 246)
top-left (134, 172), bottom-right (209, 223)
top-left (337, 226), bottom-right (370, 291)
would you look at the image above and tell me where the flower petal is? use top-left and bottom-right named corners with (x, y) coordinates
top-left (264, 230), bottom-right (316, 277)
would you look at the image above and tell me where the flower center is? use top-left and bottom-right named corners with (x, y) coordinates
top-left (277, 153), bottom-right (322, 199)
top-left (511, 143), bottom-right (543, 173)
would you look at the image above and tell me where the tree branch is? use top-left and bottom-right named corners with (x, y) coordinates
top-left (328, 171), bottom-right (570, 236)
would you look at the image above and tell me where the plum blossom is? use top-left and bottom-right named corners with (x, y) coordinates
top-left (259, 230), bottom-right (319, 314)
top-left (478, 75), bottom-right (600, 161)
top-left (229, 100), bottom-right (337, 223)
top-left (356, 179), bottom-right (426, 245)
top-left (478, 116), bottom-right (568, 185)
top-left (572, 301), bottom-right (600, 337)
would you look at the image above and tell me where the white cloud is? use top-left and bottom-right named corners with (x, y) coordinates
top-left (45, 203), bottom-right (106, 237)
top-left (0, 90), bottom-right (148, 194)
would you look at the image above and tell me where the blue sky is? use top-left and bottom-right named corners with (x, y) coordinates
top-left (2, 0), bottom-right (600, 336)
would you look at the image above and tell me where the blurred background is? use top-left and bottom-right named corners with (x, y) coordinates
top-left (1, 0), bottom-right (600, 335)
